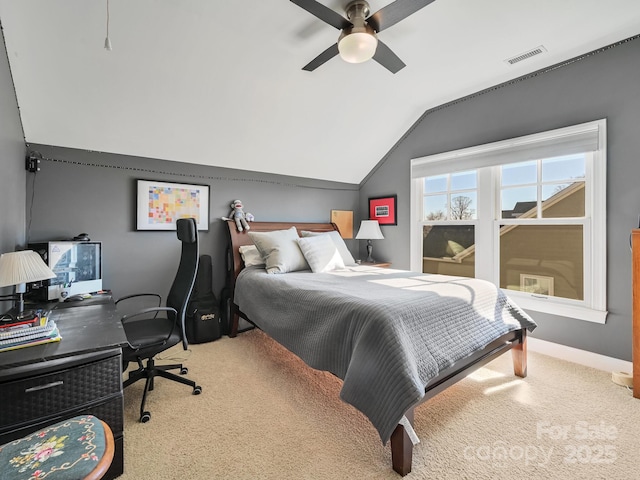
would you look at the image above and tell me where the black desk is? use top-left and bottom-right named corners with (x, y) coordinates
top-left (0, 296), bottom-right (127, 479)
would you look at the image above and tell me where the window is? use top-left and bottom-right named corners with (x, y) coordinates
top-left (411, 120), bottom-right (606, 323)
top-left (423, 171), bottom-right (478, 220)
top-left (421, 171), bottom-right (478, 279)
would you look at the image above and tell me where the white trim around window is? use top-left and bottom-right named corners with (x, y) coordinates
top-left (410, 119), bottom-right (607, 323)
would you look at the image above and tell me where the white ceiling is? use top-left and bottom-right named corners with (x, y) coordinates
top-left (1, 1), bottom-right (639, 184)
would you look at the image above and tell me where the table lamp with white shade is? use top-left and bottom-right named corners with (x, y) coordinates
top-left (0, 250), bottom-right (56, 314)
top-left (355, 220), bottom-right (384, 263)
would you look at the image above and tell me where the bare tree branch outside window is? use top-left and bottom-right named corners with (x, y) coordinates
top-left (450, 196), bottom-right (475, 220)
top-left (426, 210), bottom-right (446, 221)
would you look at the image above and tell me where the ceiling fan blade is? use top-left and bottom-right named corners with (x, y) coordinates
top-left (290, 0), bottom-right (352, 30)
top-left (372, 40), bottom-right (406, 74)
top-left (302, 43), bottom-right (340, 71)
top-left (367, 0), bottom-right (437, 33)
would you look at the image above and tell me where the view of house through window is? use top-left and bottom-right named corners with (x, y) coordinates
top-left (422, 224), bottom-right (476, 278)
top-left (412, 119), bottom-right (606, 322)
top-left (499, 154), bottom-right (586, 300)
top-left (500, 224), bottom-right (584, 300)
top-left (420, 155), bottom-right (587, 300)
top-left (422, 170), bottom-right (477, 278)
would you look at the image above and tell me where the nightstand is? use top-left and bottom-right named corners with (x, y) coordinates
top-left (359, 261), bottom-right (392, 268)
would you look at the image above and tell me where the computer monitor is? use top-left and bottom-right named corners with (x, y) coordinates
top-left (27, 241), bottom-right (102, 301)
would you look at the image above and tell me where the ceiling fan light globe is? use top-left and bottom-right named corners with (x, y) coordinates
top-left (338, 32), bottom-right (378, 64)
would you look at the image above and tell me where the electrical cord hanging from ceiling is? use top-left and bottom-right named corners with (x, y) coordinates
top-left (104, 0), bottom-right (112, 51)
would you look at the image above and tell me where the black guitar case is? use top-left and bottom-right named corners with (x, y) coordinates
top-left (185, 255), bottom-right (221, 344)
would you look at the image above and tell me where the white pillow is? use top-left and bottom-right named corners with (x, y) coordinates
top-left (239, 245), bottom-right (264, 267)
top-left (297, 235), bottom-right (345, 273)
top-left (248, 227), bottom-right (309, 274)
top-left (300, 230), bottom-right (357, 266)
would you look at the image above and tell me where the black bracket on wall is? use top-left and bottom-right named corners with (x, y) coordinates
top-left (25, 152), bottom-right (41, 173)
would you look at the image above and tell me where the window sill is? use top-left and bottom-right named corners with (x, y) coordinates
top-left (503, 291), bottom-right (608, 324)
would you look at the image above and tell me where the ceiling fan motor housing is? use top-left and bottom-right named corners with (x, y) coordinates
top-left (346, 0), bottom-right (371, 21)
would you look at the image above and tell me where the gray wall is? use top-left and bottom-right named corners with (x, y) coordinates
top-left (0, 27), bottom-right (26, 306)
top-left (24, 145), bottom-right (359, 302)
top-left (360, 36), bottom-right (640, 361)
top-left (4, 20), bottom-right (638, 360)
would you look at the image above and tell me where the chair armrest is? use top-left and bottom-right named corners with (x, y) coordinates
top-left (120, 306), bottom-right (177, 324)
top-left (115, 293), bottom-right (162, 307)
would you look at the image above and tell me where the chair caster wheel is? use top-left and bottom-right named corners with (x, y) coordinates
top-left (180, 367), bottom-right (188, 375)
top-left (193, 385), bottom-right (202, 395)
top-left (140, 412), bottom-right (151, 423)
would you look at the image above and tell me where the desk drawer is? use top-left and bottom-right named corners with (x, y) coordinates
top-left (0, 354), bottom-right (121, 429)
top-left (0, 393), bottom-right (123, 445)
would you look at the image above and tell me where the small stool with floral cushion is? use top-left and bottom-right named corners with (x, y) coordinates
top-left (0, 415), bottom-right (114, 480)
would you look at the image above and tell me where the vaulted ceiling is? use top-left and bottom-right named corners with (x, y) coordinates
top-left (1, 1), bottom-right (639, 184)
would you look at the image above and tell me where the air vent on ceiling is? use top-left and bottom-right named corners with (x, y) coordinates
top-left (505, 45), bottom-right (547, 65)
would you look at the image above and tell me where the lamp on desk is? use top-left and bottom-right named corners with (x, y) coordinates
top-left (355, 220), bottom-right (384, 263)
top-left (0, 250), bottom-right (56, 314)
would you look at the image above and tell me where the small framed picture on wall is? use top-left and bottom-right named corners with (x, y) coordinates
top-left (368, 195), bottom-right (397, 225)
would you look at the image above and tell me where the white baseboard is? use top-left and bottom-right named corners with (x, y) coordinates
top-left (527, 337), bottom-right (632, 374)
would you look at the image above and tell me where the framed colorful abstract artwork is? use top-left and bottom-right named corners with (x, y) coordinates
top-left (136, 179), bottom-right (210, 231)
top-left (368, 195), bottom-right (397, 225)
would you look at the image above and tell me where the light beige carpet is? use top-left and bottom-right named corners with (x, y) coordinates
top-left (119, 330), bottom-right (640, 479)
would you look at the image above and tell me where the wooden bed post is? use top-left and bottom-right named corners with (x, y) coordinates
top-left (512, 329), bottom-right (527, 378)
top-left (390, 408), bottom-right (414, 476)
top-left (229, 310), bottom-right (240, 338)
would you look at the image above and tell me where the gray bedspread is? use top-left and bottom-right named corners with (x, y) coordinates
top-left (234, 265), bottom-right (536, 444)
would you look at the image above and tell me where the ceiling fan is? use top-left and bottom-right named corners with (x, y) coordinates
top-left (290, 0), bottom-right (437, 73)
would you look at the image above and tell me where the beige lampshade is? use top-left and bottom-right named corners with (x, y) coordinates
top-left (355, 220), bottom-right (384, 240)
top-left (0, 250), bottom-right (57, 288)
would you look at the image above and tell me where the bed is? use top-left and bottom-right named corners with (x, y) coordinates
top-left (224, 220), bottom-right (536, 476)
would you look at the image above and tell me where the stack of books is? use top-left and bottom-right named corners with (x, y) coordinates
top-left (0, 310), bottom-right (61, 353)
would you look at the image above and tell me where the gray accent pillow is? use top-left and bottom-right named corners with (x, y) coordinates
top-left (297, 234), bottom-right (346, 273)
top-left (300, 230), bottom-right (357, 266)
top-left (248, 227), bottom-right (309, 274)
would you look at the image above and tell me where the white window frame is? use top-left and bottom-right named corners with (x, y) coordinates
top-left (410, 119), bottom-right (607, 323)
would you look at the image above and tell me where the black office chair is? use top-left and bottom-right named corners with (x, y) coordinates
top-left (116, 218), bottom-right (202, 423)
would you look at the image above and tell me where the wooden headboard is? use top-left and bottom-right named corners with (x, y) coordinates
top-left (224, 220), bottom-right (339, 336)
top-left (224, 219), bottom-right (339, 289)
